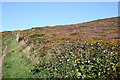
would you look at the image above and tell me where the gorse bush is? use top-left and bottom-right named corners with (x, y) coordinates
top-left (18, 37), bottom-right (24, 42)
top-left (30, 33), bottom-right (44, 38)
top-left (70, 33), bottom-right (79, 35)
top-left (30, 42), bottom-right (120, 79)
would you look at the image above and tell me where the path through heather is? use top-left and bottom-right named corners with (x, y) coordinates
top-left (0, 40), bottom-right (9, 79)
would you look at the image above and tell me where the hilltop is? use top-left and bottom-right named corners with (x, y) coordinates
top-left (17, 17), bottom-right (119, 46)
top-left (0, 17), bottom-right (120, 79)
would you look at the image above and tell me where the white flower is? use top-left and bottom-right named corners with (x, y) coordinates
top-left (103, 50), bottom-right (107, 53)
top-left (98, 43), bottom-right (100, 44)
top-left (88, 60), bottom-right (90, 63)
top-left (112, 47), bottom-right (115, 49)
top-left (82, 76), bottom-right (85, 79)
top-left (76, 72), bottom-right (81, 76)
top-left (55, 68), bottom-right (57, 70)
top-left (75, 60), bottom-right (77, 63)
top-left (65, 75), bottom-right (68, 78)
top-left (67, 59), bottom-right (69, 62)
top-left (111, 52), bottom-right (113, 54)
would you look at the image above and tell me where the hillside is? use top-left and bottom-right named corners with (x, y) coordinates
top-left (0, 17), bottom-right (120, 79)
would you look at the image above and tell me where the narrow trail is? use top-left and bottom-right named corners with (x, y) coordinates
top-left (0, 39), bottom-right (9, 79)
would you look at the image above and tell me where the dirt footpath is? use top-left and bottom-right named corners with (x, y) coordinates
top-left (0, 39), bottom-right (9, 79)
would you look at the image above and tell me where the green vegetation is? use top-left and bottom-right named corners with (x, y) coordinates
top-left (1, 32), bottom-right (12, 56)
top-left (3, 39), bottom-right (33, 78)
top-left (18, 37), bottom-right (24, 42)
top-left (30, 42), bottom-right (119, 79)
top-left (3, 39), bottom-right (120, 79)
top-left (1, 17), bottom-right (120, 79)
top-left (70, 32), bottom-right (79, 35)
top-left (30, 33), bottom-right (44, 38)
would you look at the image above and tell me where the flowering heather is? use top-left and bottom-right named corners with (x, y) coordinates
top-left (2, 17), bottom-right (120, 79)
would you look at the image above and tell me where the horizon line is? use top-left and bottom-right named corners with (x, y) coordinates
top-left (1, 16), bottom-right (118, 32)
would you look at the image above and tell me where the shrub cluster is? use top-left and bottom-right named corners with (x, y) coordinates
top-left (30, 42), bottom-right (119, 79)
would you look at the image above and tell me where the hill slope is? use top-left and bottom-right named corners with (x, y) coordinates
top-left (1, 17), bottom-right (120, 79)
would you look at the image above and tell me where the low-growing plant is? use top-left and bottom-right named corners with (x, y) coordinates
top-left (70, 33), bottom-right (79, 35)
top-left (30, 42), bottom-right (119, 79)
top-left (30, 33), bottom-right (44, 38)
top-left (18, 37), bottom-right (24, 42)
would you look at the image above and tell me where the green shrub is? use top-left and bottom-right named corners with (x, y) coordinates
top-left (70, 33), bottom-right (79, 35)
top-left (30, 34), bottom-right (44, 38)
top-left (30, 42), bottom-right (119, 79)
top-left (18, 37), bottom-right (24, 42)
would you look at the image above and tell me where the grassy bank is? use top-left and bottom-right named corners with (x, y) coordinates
top-left (3, 39), bottom-right (119, 79)
top-left (3, 39), bottom-right (33, 78)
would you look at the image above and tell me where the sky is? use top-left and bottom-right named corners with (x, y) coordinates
top-left (1, 0), bottom-right (120, 2)
top-left (1, 2), bottom-right (118, 31)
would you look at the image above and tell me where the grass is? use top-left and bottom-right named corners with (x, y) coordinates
top-left (1, 33), bottom-right (12, 54)
top-left (3, 39), bottom-right (33, 78)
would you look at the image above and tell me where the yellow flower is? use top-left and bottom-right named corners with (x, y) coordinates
top-left (99, 40), bottom-right (103, 42)
top-left (71, 70), bottom-right (74, 72)
top-left (77, 61), bottom-right (80, 63)
top-left (113, 68), bottom-right (116, 71)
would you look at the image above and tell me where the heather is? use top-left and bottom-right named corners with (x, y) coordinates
top-left (1, 17), bottom-right (120, 79)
